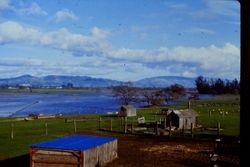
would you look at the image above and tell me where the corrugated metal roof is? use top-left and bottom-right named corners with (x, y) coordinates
top-left (30, 135), bottom-right (117, 151)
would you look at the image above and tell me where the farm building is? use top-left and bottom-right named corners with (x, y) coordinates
top-left (118, 105), bottom-right (137, 117)
top-left (29, 135), bottom-right (118, 167)
top-left (166, 109), bottom-right (199, 129)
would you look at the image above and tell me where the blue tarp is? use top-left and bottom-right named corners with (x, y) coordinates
top-left (30, 135), bottom-right (117, 151)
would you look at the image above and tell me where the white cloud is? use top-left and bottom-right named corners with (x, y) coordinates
top-left (106, 43), bottom-right (240, 80)
top-left (91, 27), bottom-right (109, 39)
top-left (0, 21), bottom-right (40, 43)
top-left (0, 1), bottom-right (47, 16)
top-left (0, 0), bottom-right (10, 10)
top-left (165, 43), bottom-right (240, 76)
top-left (0, 21), bottom-right (240, 80)
top-left (18, 2), bottom-right (47, 16)
top-left (0, 55), bottom-right (122, 80)
top-left (186, 27), bottom-right (215, 35)
top-left (205, 0), bottom-right (239, 17)
top-left (191, 0), bottom-right (239, 19)
top-left (0, 57), bottom-right (46, 78)
top-left (0, 57), bottom-right (43, 66)
top-left (0, 21), bottom-right (109, 55)
top-left (53, 9), bottom-right (78, 22)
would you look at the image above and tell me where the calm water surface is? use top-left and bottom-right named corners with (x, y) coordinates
top-left (0, 93), bottom-right (213, 117)
top-left (0, 93), bottom-right (123, 117)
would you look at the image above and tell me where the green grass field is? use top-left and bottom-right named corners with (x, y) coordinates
top-left (191, 95), bottom-right (240, 136)
top-left (0, 94), bottom-right (240, 160)
top-left (0, 115), bottom-right (100, 160)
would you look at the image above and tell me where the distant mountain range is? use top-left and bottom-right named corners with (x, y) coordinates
top-left (135, 76), bottom-right (195, 88)
top-left (0, 75), bottom-right (196, 88)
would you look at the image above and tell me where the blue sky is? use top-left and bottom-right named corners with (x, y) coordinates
top-left (0, 0), bottom-right (240, 81)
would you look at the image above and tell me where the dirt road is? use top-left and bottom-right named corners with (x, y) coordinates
top-left (81, 131), bottom-right (240, 167)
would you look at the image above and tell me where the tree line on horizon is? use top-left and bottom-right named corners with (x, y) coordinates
top-left (112, 82), bottom-right (186, 106)
top-left (112, 76), bottom-right (240, 106)
top-left (195, 75), bottom-right (240, 94)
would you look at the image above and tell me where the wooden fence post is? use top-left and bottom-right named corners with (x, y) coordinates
top-left (182, 124), bottom-right (185, 137)
top-left (119, 117), bottom-right (123, 131)
top-left (217, 122), bottom-right (220, 137)
top-left (191, 123), bottom-right (194, 138)
top-left (11, 123), bottom-right (14, 139)
top-left (74, 120), bottom-right (77, 133)
top-left (131, 120), bottom-right (134, 134)
top-left (45, 122), bottom-right (48, 136)
top-left (164, 117), bottom-right (167, 129)
top-left (124, 117), bottom-right (127, 134)
top-left (99, 116), bottom-right (102, 130)
top-left (110, 117), bottom-right (113, 131)
top-left (155, 121), bottom-right (159, 136)
top-left (169, 121), bottom-right (172, 137)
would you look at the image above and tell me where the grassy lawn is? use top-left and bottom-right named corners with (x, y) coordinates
top-left (0, 94), bottom-right (240, 160)
top-left (191, 94), bottom-right (240, 136)
top-left (0, 115), bottom-right (100, 160)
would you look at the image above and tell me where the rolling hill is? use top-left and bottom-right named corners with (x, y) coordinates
top-left (0, 75), bottom-right (196, 88)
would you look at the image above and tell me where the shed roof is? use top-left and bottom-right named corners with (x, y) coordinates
top-left (30, 135), bottom-right (117, 151)
top-left (121, 105), bottom-right (135, 110)
top-left (171, 109), bottom-right (198, 118)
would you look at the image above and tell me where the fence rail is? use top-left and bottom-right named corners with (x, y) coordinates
top-left (1, 115), bottom-right (236, 141)
top-left (0, 115), bottom-right (240, 167)
top-left (98, 115), bottom-right (227, 139)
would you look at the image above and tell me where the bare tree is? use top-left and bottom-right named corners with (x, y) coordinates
top-left (112, 82), bottom-right (138, 105)
top-left (140, 88), bottom-right (165, 106)
top-left (164, 84), bottom-right (186, 100)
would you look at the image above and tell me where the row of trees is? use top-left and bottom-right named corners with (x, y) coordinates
top-left (112, 82), bottom-right (186, 106)
top-left (112, 76), bottom-right (240, 106)
top-left (195, 76), bottom-right (240, 94)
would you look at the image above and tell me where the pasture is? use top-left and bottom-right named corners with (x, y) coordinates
top-left (0, 94), bottom-right (240, 161)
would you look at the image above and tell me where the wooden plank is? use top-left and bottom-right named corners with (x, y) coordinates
top-left (30, 148), bottom-right (81, 167)
top-left (79, 151), bottom-right (83, 167)
top-left (33, 160), bottom-right (79, 165)
top-left (29, 139), bottom-right (117, 167)
top-left (33, 163), bottom-right (77, 167)
top-left (32, 154), bottom-right (78, 163)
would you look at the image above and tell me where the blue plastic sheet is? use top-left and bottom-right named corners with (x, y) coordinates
top-left (30, 135), bottom-right (117, 151)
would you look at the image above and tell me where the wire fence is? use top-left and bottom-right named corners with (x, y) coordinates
top-left (0, 115), bottom-right (240, 166)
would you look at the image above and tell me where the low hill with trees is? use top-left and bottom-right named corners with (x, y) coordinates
top-left (195, 76), bottom-right (240, 94)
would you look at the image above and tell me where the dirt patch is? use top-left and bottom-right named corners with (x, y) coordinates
top-left (80, 131), bottom-right (240, 167)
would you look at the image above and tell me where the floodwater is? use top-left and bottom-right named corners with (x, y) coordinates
top-left (0, 92), bottom-right (213, 117)
top-left (0, 93), bottom-right (123, 117)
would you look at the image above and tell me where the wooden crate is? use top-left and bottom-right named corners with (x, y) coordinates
top-left (29, 135), bottom-right (118, 167)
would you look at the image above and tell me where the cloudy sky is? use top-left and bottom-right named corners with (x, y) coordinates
top-left (0, 0), bottom-right (240, 81)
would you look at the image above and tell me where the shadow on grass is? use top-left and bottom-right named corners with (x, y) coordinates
top-left (0, 154), bottom-right (29, 167)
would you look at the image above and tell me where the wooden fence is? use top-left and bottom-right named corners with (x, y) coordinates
top-left (7, 116), bottom-right (224, 140)
top-left (98, 116), bottom-right (223, 138)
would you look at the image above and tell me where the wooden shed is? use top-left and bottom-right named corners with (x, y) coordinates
top-left (29, 135), bottom-right (118, 167)
top-left (166, 109), bottom-right (199, 129)
top-left (118, 105), bottom-right (137, 117)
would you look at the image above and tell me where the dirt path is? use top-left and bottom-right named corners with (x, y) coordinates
top-left (80, 131), bottom-right (240, 167)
